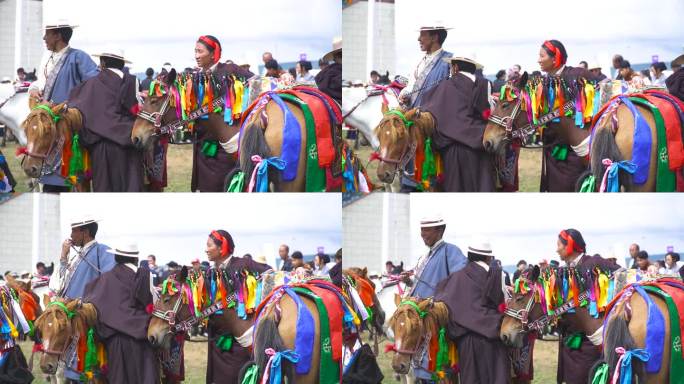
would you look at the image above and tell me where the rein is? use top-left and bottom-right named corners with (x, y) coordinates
top-left (488, 97), bottom-right (576, 145)
top-left (151, 285), bottom-right (237, 333)
top-left (137, 94), bottom-right (225, 137)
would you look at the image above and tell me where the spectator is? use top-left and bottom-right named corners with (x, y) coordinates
top-left (650, 62), bottom-right (668, 87)
top-left (148, 254), bottom-right (161, 285)
top-left (578, 61), bottom-right (588, 70)
top-left (666, 54), bottom-right (684, 102)
top-left (370, 70), bottom-right (380, 84)
top-left (262, 51), bottom-right (274, 64)
top-left (628, 243), bottom-right (640, 268)
top-left (296, 60), bottom-right (315, 82)
top-left (15, 67), bottom-right (26, 84)
top-left (264, 59), bottom-right (280, 77)
top-left (278, 244), bottom-right (292, 271)
top-left (191, 258), bottom-right (202, 274)
top-left (660, 252), bottom-right (680, 275)
top-left (636, 250), bottom-right (650, 272)
top-left (507, 64), bottom-right (521, 82)
top-left (313, 252), bottom-right (330, 276)
top-left (139, 67), bottom-right (154, 93)
top-left (640, 69), bottom-right (652, 83)
top-left (318, 58), bottom-right (329, 72)
top-left (512, 259), bottom-right (527, 282)
top-left (589, 62), bottom-right (607, 82)
top-left (385, 261), bottom-right (395, 275)
top-left (291, 251), bottom-right (304, 269)
top-left (35, 262), bottom-right (50, 277)
top-left (491, 70), bottom-right (506, 95)
top-left (612, 54), bottom-right (625, 80)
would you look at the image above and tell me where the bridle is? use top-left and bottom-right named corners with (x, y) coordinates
top-left (36, 301), bottom-right (80, 361)
top-left (504, 282), bottom-right (539, 331)
top-left (136, 94), bottom-right (172, 134)
top-left (21, 105), bottom-right (65, 177)
top-left (370, 110), bottom-right (418, 180)
top-left (487, 93), bottom-right (576, 145)
top-left (136, 93), bottom-right (226, 137)
top-left (387, 300), bottom-right (430, 357)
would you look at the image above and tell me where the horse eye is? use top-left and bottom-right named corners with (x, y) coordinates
top-left (501, 102), bottom-right (509, 108)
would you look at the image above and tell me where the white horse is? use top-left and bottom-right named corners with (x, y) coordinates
top-left (0, 85), bottom-right (29, 146)
top-left (342, 85), bottom-right (401, 150)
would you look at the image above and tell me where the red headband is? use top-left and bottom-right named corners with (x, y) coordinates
top-left (199, 36), bottom-right (221, 63)
top-left (543, 41), bottom-right (563, 69)
top-left (559, 230), bottom-right (580, 254)
top-left (210, 230), bottom-right (231, 257)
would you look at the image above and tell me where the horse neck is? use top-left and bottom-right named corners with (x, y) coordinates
top-left (212, 306), bottom-right (254, 337)
top-left (563, 305), bottom-right (603, 337)
top-left (550, 116), bottom-right (591, 147)
top-left (201, 113), bottom-right (239, 142)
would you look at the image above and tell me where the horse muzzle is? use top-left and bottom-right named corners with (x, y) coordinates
top-left (500, 330), bottom-right (524, 348)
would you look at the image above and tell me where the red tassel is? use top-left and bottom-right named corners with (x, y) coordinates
top-left (368, 152), bottom-right (382, 162)
top-left (16, 147), bottom-right (28, 156)
top-left (481, 109), bottom-right (491, 121)
top-left (385, 343), bottom-right (397, 353)
top-left (145, 303), bottom-right (154, 314)
top-left (498, 302), bottom-right (507, 313)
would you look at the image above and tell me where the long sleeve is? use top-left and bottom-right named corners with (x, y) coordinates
top-left (75, 51), bottom-right (99, 83)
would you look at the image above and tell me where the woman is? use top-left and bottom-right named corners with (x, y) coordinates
top-left (191, 35), bottom-right (254, 192)
top-left (650, 62), bottom-right (669, 87)
top-left (296, 60), bottom-right (315, 83)
top-left (660, 252), bottom-right (681, 275)
top-left (313, 252), bottom-right (330, 276)
top-left (554, 229), bottom-right (618, 384)
top-left (537, 40), bottom-right (597, 192)
top-left (618, 60), bottom-right (647, 89)
top-left (204, 229), bottom-right (272, 384)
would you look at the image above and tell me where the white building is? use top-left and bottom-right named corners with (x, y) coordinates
top-left (0, 0), bottom-right (44, 80)
top-left (343, 192), bottom-right (411, 274)
top-left (342, 0), bottom-right (395, 83)
top-left (0, 193), bottom-right (60, 275)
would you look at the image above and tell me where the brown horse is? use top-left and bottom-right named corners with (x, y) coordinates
top-left (32, 298), bottom-right (102, 382)
top-left (482, 73), bottom-right (592, 187)
top-left (147, 268), bottom-right (323, 384)
top-left (20, 98), bottom-right (89, 191)
top-left (500, 267), bottom-right (672, 383)
top-left (373, 104), bottom-right (437, 189)
top-left (386, 296), bottom-right (453, 382)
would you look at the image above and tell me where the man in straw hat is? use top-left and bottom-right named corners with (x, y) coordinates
top-left (588, 61), bottom-right (607, 82)
top-left (434, 238), bottom-right (510, 384)
top-left (398, 23), bottom-right (453, 109)
top-left (84, 242), bottom-right (159, 383)
top-left (315, 37), bottom-right (342, 104)
top-left (420, 56), bottom-right (497, 192)
top-left (399, 215), bottom-right (466, 381)
top-left (29, 18), bottom-right (100, 192)
top-left (68, 49), bottom-right (144, 192)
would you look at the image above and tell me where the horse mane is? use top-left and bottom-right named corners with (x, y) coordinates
top-left (389, 297), bottom-right (449, 348)
top-left (35, 298), bottom-right (99, 341)
top-left (373, 107), bottom-right (435, 148)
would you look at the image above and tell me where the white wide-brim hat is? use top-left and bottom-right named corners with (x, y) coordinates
top-left (322, 37), bottom-right (342, 62)
top-left (468, 238), bottom-right (494, 258)
top-left (44, 18), bottom-right (79, 30)
top-left (416, 20), bottom-right (453, 32)
top-left (70, 214), bottom-right (100, 229)
top-left (442, 56), bottom-right (484, 71)
top-left (93, 49), bottom-right (132, 64)
top-left (420, 215), bottom-right (446, 228)
top-left (107, 243), bottom-right (140, 257)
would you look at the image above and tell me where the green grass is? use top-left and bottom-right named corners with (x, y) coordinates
top-left (3, 142), bottom-right (195, 192)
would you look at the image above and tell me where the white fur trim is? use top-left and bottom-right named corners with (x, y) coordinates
top-left (220, 134), bottom-right (239, 154)
top-left (571, 136), bottom-right (590, 158)
top-left (588, 325), bottom-right (603, 346)
top-left (235, 325), bottom-right (254, 347)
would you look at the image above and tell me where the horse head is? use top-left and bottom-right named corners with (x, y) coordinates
top-left (132, 69), bottom-right (178, 150)
top-left (21, 97), bottom-right (82, 178)
top-left (387, 295), bottom-right (448, 375)
top-left (483, 71), bottom-right (530, 155)
top-left (373, 104), bottom-right (434, 184)
top-left (33, 298), bottom-right (97, 375)
top-left (147, 265), bottom-right (193, 348)
top-left (500, 265), bottom-right (545, 348)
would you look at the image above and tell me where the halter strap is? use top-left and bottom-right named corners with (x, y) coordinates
top-left (385, 109), bottom-right (413, 128)
top-left (48, 301), bottom-right (75, 319)
top-left (401, 300), bottom-right (426, 318)
top-left (33, 104), bottom-right (61, 123)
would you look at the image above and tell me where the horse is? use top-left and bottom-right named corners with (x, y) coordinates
top-left (32, 298), bottom-right (104, 383)
top-left (372, 104), bottom-right (440, 191)
top-left (341, 84), bottom-right (401, 150)
top-left (342, 268), bottom-right (386, 353)
top-left (0, 87), bottom-right (29, 145)
top-left (482, 72), bottom-right (594, 190)
top-left (500, 266), bottom-right (676, 383)
top-left (386, 296), bottom-right (456, 383)
top-left (588, 88), bottom-right (684, 192)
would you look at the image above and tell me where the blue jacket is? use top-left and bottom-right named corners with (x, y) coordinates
top-left (411, 241), bottom-right (467, 299)
top-left (62, 242), bottom-right (115, 299)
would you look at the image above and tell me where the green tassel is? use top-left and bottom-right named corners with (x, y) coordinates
top-left (564, 332), bottom-right (583, 350)
top-left (579, 174), bottom-right (596, 193)
top-left (227, 171), bottom-right (245, 192)
top-left (84, 328), bottom-right (99, 374)
top-left (422, 138), bottom-right (436, 184)
top-left (241, 364), bottom-right (259, 384)
top-left (591, 362), bottom-right (609, 384)
top-left (201, 140), bottom-right (218, 157)
top-left (551, 144), bottom-right (568, 161)
top-left (27, 320), bottom-right (34, 337)
top-left (216, 334), bottom-right (233, 351)
top-left (69, 134), bottom-right (84, 176)
top-left (431, 327), bottom-right (450, 381)
top-left (365, 306), bottom-right (373, 325)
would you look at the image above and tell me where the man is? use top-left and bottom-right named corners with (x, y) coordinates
top-left (398, 25), bottom-right (453, 109)
top-left (139, 67), bottom-right (154, 93)
top-left (68, 50), bottom-right (144, 192)
top-left (147, 254), bottom-right (161, 286)
top-left (578, 61), bottom-right (588, 70)
top-left (589, 62), bottom-right (607, 82)
top-left (635, 250), bottom-right (650, 272)
top-left (420, 57), bottom-right (496, 191)
top-left (612, 54), bottom-right (625, 80)
top-left (330, 248), bottom-right (342, 287)
top-left (370, 70), bottom-right (380, 84)
top-left (191, 258), bottom-right (202, 274)
top-left (262, 52), bottom-right (274, 65)
top-left (512, 259), bottom-right (527, 282)
top-left (400, 215), bottom-right (466, 382)
top-left (555, 229), bottom-right (619, 383)
top-left (628, 243), bottom-right (640, 269)
top-left (291, 251), bottom-right (305, 269)
top-left (34, 262), bottom-right (51, 278)
top-left (666, 54), bottom-right (684, 102)
top-left (315, 40), bottom-right (342, 104)
top-left (15, 68), bottom-right (27, 84)
top-left (279, 244), bottom-right (293, 272)
top-left (434, 239), bottom-right (510, 384)
top-left (84, 243), bottom-right (159, 383)
top-left (264, 59), bottom-right (281, 78)
top-left (28, 19), bottom-right (99, 192)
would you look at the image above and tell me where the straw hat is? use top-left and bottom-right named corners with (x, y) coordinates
top-left (93, 49), bottom-right (132, 64)
top-left (420, 215), bottom-right (446, 228)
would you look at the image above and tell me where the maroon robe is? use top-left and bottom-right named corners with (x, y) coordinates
top-left (68, 68), bottom-right (144, 192)
top-left (315, 62), bottom-right (342, 104)
top-left (421, 73), bottom-right (496, 192)
top-left (205, 256), bottom-right (271, 383)
top-left (666, 67), bottom-right (684, 102)
top-left (434, 262), bottom-right (510, 384)
top-left (557, 254), bottom-right (619, 384)
top-left (191, 63), bottom-right (253, 192)
top-left (83, 264), bottom-right (159, 384)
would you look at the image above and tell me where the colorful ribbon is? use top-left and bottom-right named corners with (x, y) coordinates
top-left (612, 347), bottom-right (650, 384)
top-left (599, 159), bottom-right (637, 192)
top-left (248, 155), bottom-right (287, 192)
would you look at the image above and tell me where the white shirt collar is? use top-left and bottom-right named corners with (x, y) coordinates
top-left (425, 48), bottom-right (443, 60)
top-left (53, 45), bottom-right (70, 55)
top-left (123, 263), bottom-right (138, 272)
top-left (475, 260), bottom-right (490, 272)
top-left (83, 239), bottom-right (97, 249)
top-left (107, 68), bottom-right (124, 79)
top-left (565, 253), bottom-right (584, 267)
top-left (430, 239), bottom-right (445, 252)
top-left (458, 71), bottom-right (476, 83)
top-left (548, 65), bottom-right (566, 76)
top-left (216, 255), bottom-right (233, 269)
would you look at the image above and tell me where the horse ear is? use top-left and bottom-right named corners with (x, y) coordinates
top-left (516, 72), bottom-right (529, 89)
top-left (28, 95), bottom-right (38, 110)
top-left (178, 266), bottom-right (188, 282)
top-left (529, 265), bottom-right (540, 281)
top-left (381, 102), bottom-right (389, 115)
top-left (43, 294), bottom-right (51, 308)
top-left (362, 267), bottom-right (368, 278)
top-left (52, 102), bottom-right (66, 116)
top-left (166, 68), bottom-right (177, 85)
top-left (394, 293), bottom-right (402, 307)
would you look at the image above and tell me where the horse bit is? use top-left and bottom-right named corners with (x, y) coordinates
top-left (136, 94), bottom-right (171, 133)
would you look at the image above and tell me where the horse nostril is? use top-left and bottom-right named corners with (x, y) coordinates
top-left (501, 334), bottom-right (508, 343)
top-left (148, 335), bottom-right (156, 344)
top-left (484, 140), bottom-right (492, 151)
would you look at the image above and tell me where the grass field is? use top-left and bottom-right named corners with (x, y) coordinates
top-left (3, 141), bottom-right (195, 193)
top-left (354, 144), bottom-right (543, 192)
top-left (21, 336), bottom-right (558, 383)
